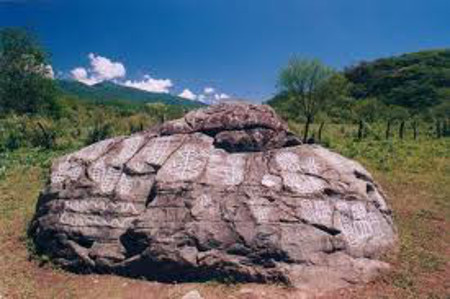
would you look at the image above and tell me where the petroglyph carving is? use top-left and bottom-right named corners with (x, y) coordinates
top-left (351, 202), bottom-right (367, 220)
top-left (300, 157), bottom-right (319, 174)
top-left (60, 212), bottom-right (134, 229)
top-left (171, 147), bottom-right (203, 178)
top-left (276, 152), bottom-right (301, 172)
top-left (333, 202), bottom-right (387, 247)
top-left (146, 207), bottom-right (187, 223)
top-left (139, 135), bottom-right (184, 167)
top-left (116, 173), bottom-right (135, 199)
top-left (283, 173), bottom-right (325, 194)
top-left (51, 160), bottom-right (83, 185)
top-left (109, 135), bottom-right (146, 167)
top-left (224, 156), bottom-right (245, 185)
top-left (64, 199), bottom-right (141, 215)
top-left (339, 217), bottom-right (375, 247)
top-left (158, 144), bottom-right (208, 182)
top-left (276, 152), bottom-right (320, 175)
top-left (99, 166), bottom-right (122, 194)
top-left (299, 200), bottom-right (333, 227)
top-left (89, 158), bottom-right (107, 183)
top-left (205, 151), bottom-right (245, 185)
top-left (88, 158), bottom-right (123, 194)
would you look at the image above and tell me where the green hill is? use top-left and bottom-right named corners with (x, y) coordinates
top-left (57, 80), bottom-right (205, 107)
top-left (344, 49), bottom-right (450, 111)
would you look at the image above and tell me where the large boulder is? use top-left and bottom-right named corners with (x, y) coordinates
top-left (29, 103), bottom-right (396, 292)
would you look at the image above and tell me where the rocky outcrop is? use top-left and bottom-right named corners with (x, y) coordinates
top-left (29, 103), bottom-right (396, 292)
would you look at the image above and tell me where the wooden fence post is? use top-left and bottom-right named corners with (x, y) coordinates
top-left (357, 120), bottom-right (364, 140)
top-left (303, 115), bottom-right (312, 143)
top-left (443, 120), bottom-right (448, 137)
top-left (318, 122), bottom-right (325, 142)
top-left (385, 120), bottom-right (391, 140)
top-left (399, 121), bottom-right (405, 140)
top-left (412, 121), bottom-right (418, 140)
top-left (436, 120), bottom-right (441, 138)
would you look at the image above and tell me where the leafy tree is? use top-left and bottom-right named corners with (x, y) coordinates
top-left (277, 57), bottom-right (335, 142)
top-left (266, 91), bottom-right (296, 121)
top-left (384, 105), bottom-right (410, 123)
top-left (319, 73), bottom-right (354, 122)
top-left (0, 28), bottom-right (59, 116)
top-left (433, 101), bottom-right (450, 120)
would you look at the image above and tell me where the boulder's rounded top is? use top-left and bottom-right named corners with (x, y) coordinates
top-left (159, 103), bottom-right (288, 134)
top-left (157, 103), bottom-right (300, 152)
top-left (187, 102), bottom-right (288, 132)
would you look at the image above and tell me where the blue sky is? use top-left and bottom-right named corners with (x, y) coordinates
top-left (1, 0), bottom-right (450, 102)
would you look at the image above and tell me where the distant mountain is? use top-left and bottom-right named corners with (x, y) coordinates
top-left (57, 80), bottom-right (205, 107)
top-left (344, 49), bottom-right (450, 111)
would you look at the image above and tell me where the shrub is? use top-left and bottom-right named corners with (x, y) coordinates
top-left (29, 120), bottom-right (57, 149)
top-left (0, 115), bottom-right (26, 151)
top-left (85, 122), bottom-right (112, 145)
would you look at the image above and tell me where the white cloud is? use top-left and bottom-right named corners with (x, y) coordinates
top-left (194, 88), bottom-right (232, 104)
top-left (88, 53), bottom-right (126, 80)
top-left (178, 89), bottom-right (197, 100)
top-left (70, 54), bottom-right (173, 93)
top-left (214, 93), bottom-right (230, 100)
top-left (70, 67), bottom-right (98, 85)
top-left (123, 75), bottom-right (173, 93)
top-left (198, 94), bottom-right (207, 103)
top-left (70, 53), bottom-right (126, 85)
top-left (204, 87), bottom-right (215, 94)
top-left (71, 67), bottom-right (87, 79)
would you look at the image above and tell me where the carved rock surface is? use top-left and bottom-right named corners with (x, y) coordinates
top-left (29, 103), bottom-right (396, 292)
